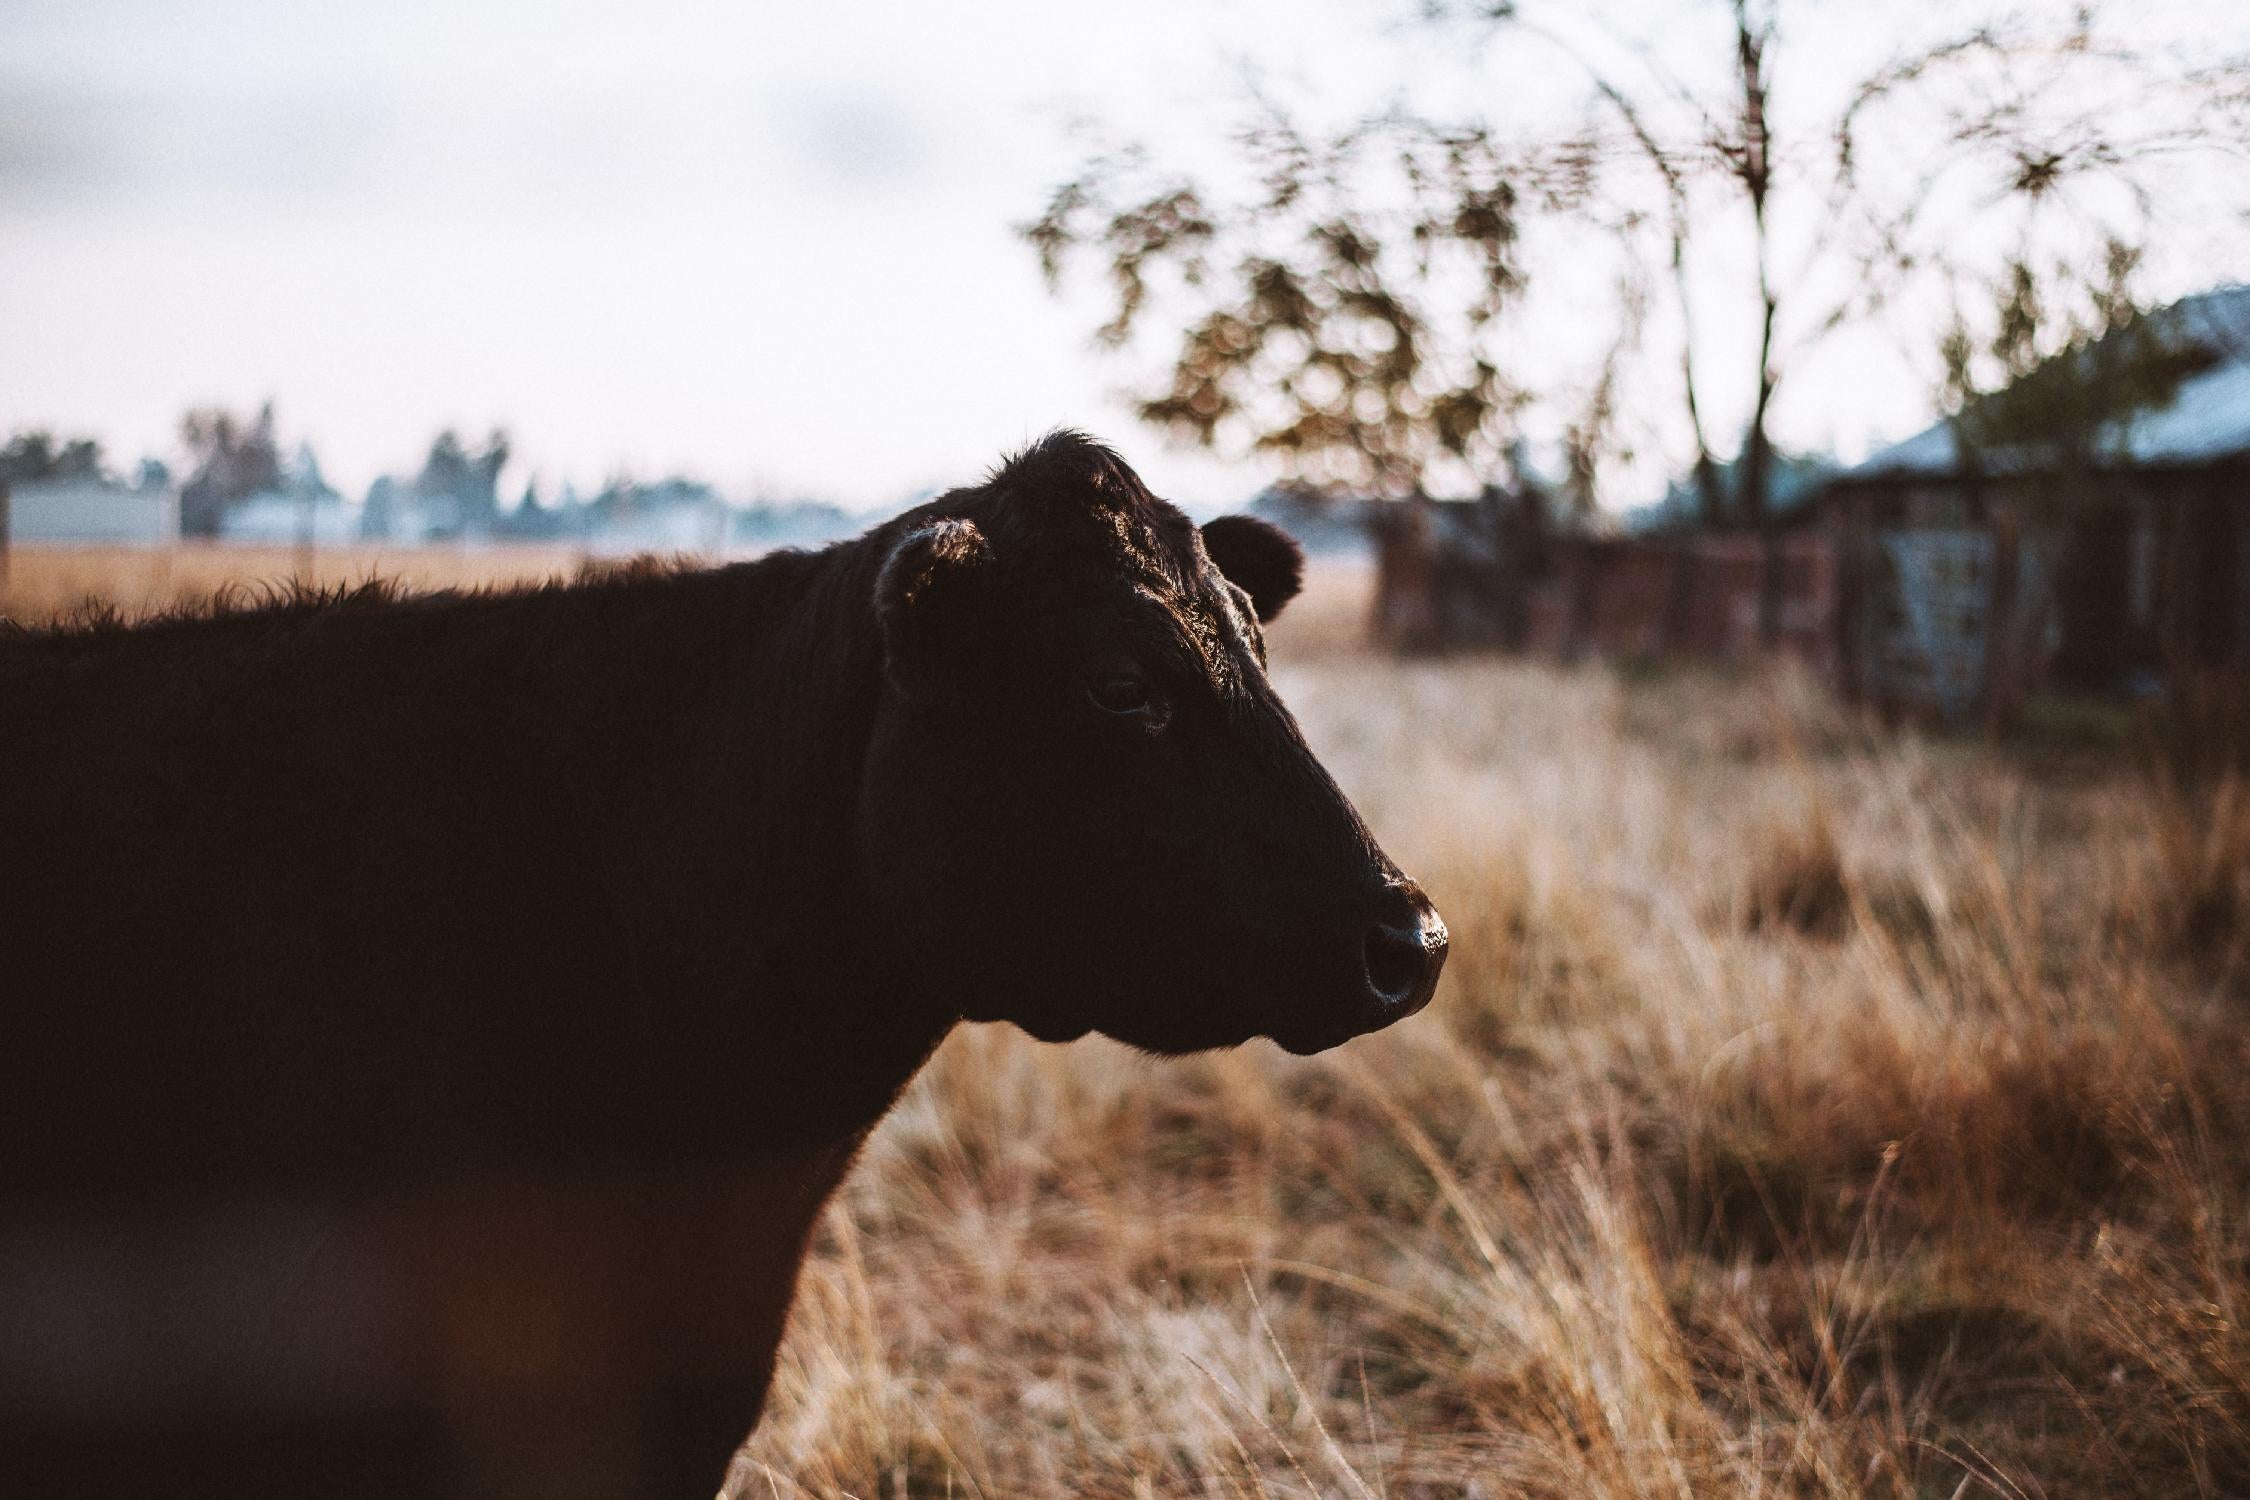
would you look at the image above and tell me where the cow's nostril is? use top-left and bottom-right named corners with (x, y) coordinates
top-left (1362, 912), bottom-right (1445, 1011)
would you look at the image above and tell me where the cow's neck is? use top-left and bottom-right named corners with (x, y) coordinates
top-left (540, 540), bottom-right (953, 1160)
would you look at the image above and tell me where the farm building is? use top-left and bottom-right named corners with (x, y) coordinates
top-left (0, 473), bottom-right (180, 546)
top-left (1821, 284), bottom-right (2250, 719)
top-left (1369, 285), bottom-right (2250, 723)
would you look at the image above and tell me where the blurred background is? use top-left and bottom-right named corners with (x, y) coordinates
top-left (11, 1), bottom-right (2250, 1494)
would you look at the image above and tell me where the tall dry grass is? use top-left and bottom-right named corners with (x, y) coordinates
top-left (13, 548), bottom-right (2247, 1496)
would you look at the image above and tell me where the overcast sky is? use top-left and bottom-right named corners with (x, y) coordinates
top-left (3, 0), bottom-right (2245, 512)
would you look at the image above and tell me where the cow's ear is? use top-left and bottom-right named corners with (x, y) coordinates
top-left (1200, 514), bottom-right (1305, 623)
top-left (875, 518), bottom-right (993, 683)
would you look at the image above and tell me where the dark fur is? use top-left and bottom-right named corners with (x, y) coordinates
top-left (0, 433), bottom-right (1442, 1497)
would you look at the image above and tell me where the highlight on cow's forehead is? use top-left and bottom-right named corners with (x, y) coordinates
top-left (985, 428), bottom-right (1157, 512)
top-left (982, 431), bottom-right (1214, 588)
top-left (975, 430), bottom-right (1271, 672)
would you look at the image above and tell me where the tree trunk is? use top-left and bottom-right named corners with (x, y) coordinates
top-left (1742, 267), bottom-right (1781, 646)
top-left (1745, 368), bottom-right (1780, 647)
top-left (1734, 0), bottom-right (1784, 649)
top-left (1672, 231), bottom-right (1727, 531)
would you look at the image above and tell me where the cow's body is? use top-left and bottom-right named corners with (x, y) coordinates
top-left (4, 550), bottom-right (938, 1183)
top-left (0, 434), bottom-right (1445, 1497)
top-left (3, 550), bottom-right (933, 1494)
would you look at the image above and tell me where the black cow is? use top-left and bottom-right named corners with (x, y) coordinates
top-left (0, 432), bottom-right (1445, 1498)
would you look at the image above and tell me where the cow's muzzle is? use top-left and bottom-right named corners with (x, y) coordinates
top-left (1362, 886), bottom-right (1448, 1016)
top-left (1278, 883), bottom-right (1448, 1055)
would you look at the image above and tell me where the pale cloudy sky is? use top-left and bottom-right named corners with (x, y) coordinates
top-left (3, 0), bottom-right (2244, 512)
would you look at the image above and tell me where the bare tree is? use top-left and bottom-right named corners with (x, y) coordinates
top-left (1026, 1), bottom-right (2250, 641)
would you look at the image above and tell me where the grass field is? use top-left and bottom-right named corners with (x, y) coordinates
top-left (11, 548), bottom-right (2248, 1497)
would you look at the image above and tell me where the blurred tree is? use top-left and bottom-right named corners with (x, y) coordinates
top-left (1, 431), bottom-right (106, 484)
top-left (1939, 243), bottom-right (2212, 499)
top-left (290, 443), bottom-right (337, 503)
top-left (415, 428), bottom-right (511, 530)
top-left (179, 404), bottom-right (283, 537)
top-left (0, 432), bottom-right (55, 485)
top-left (497, 478), bottom-right (572, 541)
top-left (417, 431), bottom-right (472, 500)
top-left (362, 475), bottom-right (401, 541)
top-left (54, 438), bottom-right (103, 481)
top-left (1026, 0), bottom-right (2250, 641)
top-left (1026, 117), bottom-right (1534, 501)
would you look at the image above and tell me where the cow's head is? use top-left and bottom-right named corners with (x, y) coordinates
top-left (859, 432), bottom-right (1445, 1055)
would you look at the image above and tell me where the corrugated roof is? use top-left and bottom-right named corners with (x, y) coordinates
top-left (1846, 284), bottom-right (2250, 480)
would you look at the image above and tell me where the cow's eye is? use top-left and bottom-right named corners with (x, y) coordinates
top-left (1088, 672), bottom-right (1151, 716)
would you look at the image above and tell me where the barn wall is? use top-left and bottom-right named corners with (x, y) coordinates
top-left (1379, 521), bottom-right (1839, 671)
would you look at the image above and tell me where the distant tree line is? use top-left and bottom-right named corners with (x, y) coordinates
top-left (1, 404), bottom-right (857, 549)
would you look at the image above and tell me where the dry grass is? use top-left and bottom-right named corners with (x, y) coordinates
top-left (0, 542), bottom-right (591, 624)
top-left (15, 548), bottom-right (2249, 1496)
top-left (2121, 776), bottom-right (2250, 960)
top-left (1261, 558), bottom-right (1379, 662)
